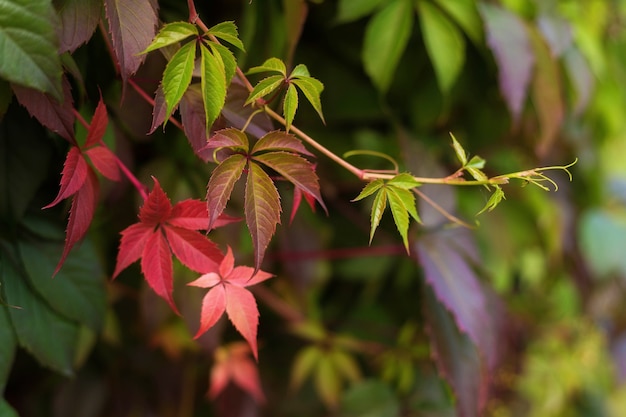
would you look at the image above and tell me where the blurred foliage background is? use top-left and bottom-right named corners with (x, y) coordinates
top-left (3, 0), bottom-right (626, 416)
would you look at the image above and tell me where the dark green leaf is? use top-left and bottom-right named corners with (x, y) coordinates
top-left (162, 41), bottom-right (196, 121)
top-left (245, 162), bottom-right (281, 269)
top-left (140, 22), bottom-right (198, 54)
top-left (206, 154), bottom-right (247, 229)
top-left (362, 0), bottom-right (413, 92)
top-left (340, 380), bottom-right (400, 417)
top-left (2, 256), bottom-right (79, 376)
top-left (0, 0), bottom-right (63, 99)
top-left (417, 0), bottom-right (466, 94)
top-left (0, 303), bottom-right (16, 393)
top-left (0, 399), bottom-right (18, 417)
top-left (246, 57), bottom-right (287, 76)
top-left (352, 179), bottom-right (384, 201)
top-left (200, 43), bottom-right (227, 132)
top-left (283, 83), bottom-right (298, 131)
top-left (18, 233), bottom-right (106, 331)
top-left (336, 0), bottom-right (388, 23)
top-left (207, 21), bottom-right (245, 51)
top-left (291, 77), bottom-right (325, 123)
top-left (245, 75), bottom-right (285, 106)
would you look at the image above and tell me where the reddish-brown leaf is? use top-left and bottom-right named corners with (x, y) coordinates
top-left (85, 146), bottom-right (121, 181)
top-left (85, 98), bottom-right (109, 147)
top-left (253, 152), bottom-right (325, 211)
top-left (54, 168), bottom-right (99, 275)
top-left (245, 163), bottom-right (281, 269)
top-left (192, 283), bottom-right (226, 338)
top-left (180, 85), bottom-right (213, 161)
top-left (43, 146), bottom-right (88, 209)
top-left (164, 226), bottom-right (222, 273)
top-left (55, 0), bottom-right (102, 53)
top-left (139, 178), bottom-right (173, 225)
top-left (206, 154), bottom-right (247, 229)
top-left (224, 285), bottom-right (260, 360)
top-left (12, 76), bottom-right (75, 143)
top-left (104, 0), bottom-right (158, 82)
top-left (206, 128), bottom-right (249, 154)
top-left (141, 228), bottom-right (178, 313)
top-left (113, 222), bottom-right (153, 278)
top-left (149, 83), bottom-right (167, 134)
top-left (251, 130), bottom-right (314, 156)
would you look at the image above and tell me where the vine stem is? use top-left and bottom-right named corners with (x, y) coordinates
top-left (73, 109), bottom-right (149, 200)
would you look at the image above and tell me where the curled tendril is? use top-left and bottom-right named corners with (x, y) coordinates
top-left (343, 150), bottom-right (399, 174)
top-left (491, 158), bottom-right (577, 192)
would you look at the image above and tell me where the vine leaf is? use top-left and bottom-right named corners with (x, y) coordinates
top-left (162, 41), bottom-right (196, 121)
top-left (417, 0), bottom-right (466, 94)
top-left (113, 178), bottom-right (233, 313)
top-left (207, 21), bottom-right (245, 52)
top-left (55, 0), bottom-right (102, 53)
top-left (200, 43), bottom-right (228, 134)
top-left (245, 75), bottom-right (285, 105)
top-left (188, 247), bottom-right (273, 360)
top-left (140, 21), bottom-right (198, 55)
top-left (247, 57), bottom-right (287, 76)
top-left (290, 75), bottom-right (325, 124)
top-left (283, 83), bottom-right (298, 131)
top-left (209, 342), bottom-right (265, 403)
top-left (43, 98), bottom-right (120, 274)
top-left (336, 0), bottom-right (388, 23)
top-left (104, 0), bottom-right (158, 83)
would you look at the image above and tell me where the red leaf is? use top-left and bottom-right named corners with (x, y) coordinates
top-left (193, 284), bottom-right (226, 338)
top-left (290, 187), bottom-right (317, 224)
top-left (56, 0), bottom-right (102, 53)
top-left (224, 285), bottom-right (260, 360)
top-left (168, 199), bottom-right (210, 230)
top-left (139, 178), bottom-right (172, 225)
top-left (220, 246), bottom-right (236, 278)
top-left (164, 226), bottom-right (222, 273)
top-left (206, 154), bottom-right (247, 229)
top-left (229, 349), bottom-right (265, 402)
top-left (113, 222), bottom-right (153, 278)
top-left (209, 342), bottom-right (265, 402)
top-left (104, 0), bottom-right (158, 82)
top-left (85, 98), bottom-right (108, 147)
top-left (43, 146), bottom-right (88, 209)
top-left (251, 130), bottom-right (314, 156)
top-left (12, 76), bottom-right (75, 143)
top-left (245, 163), bottom-right (282, 269)
top-left (85, 146), bottom-right (121, 181)
top-left (253, 152), bottom-right (325, 212)
top-left (141, 229), bottom-right (178, 314)
top-left (54, 168), bottom-right (99, 275)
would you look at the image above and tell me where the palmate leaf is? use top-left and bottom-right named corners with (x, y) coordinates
top-left (140, 21), bottom-right (198, 54)
top-left (210, 42), bottom-right (237, 85)
top-left (200, 43), bottom-right (228, 133)
top-left (283, 83), bottom-right (298, 131)
top-left (206, 154), bottom-right (247, 229)
top-left (207, 21), bottom-right (245, 52)
top-left (251, 130), bottom-right (313, 156)
top-left (162, 41), bottom-right (196, 121)
top-left (55, 0), bottom-right (102, 53)
top-left (477, 186), bottom-right (505, 215)
top-left (369, 188), bottom-right (387, 244)
top-left (245, 163), bottom-right (281, 269)
top-left (247, 57), bottom-right (287, 76)
top-left (336, 0), bottom-right (387, 23)
top-left (245, 75), bottom-right (285, 105)
top-left (353, 179), bottom-right (384, 202)
top-left (387, 187), bottom-right (411, 252)
top-left (207, 127), bottom-right (249, 153)
top-left (141, 229), bottom-right (177, 313)
top-left (291, 76), bottom-right (325, 124)
top-left (209, 342), bottom-right (265, 403)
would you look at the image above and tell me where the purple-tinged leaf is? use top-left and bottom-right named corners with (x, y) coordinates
top-left (12, 76), bottom-right (75, 143)
top-left (180, 85), bottom-right (213, 161)
top-left (162, 41), bottom-right (196, 121)
top-left (537, 15), bottom-right (572, 58)
top-left (104, 0), bottom-right (158, 83)
top-left (206, 128), bottom-right (249, 155)
top-left (206, 154), bottom-right (247, 230)
top-left (423, 285), bottom-right (484, 417)
top-left (479, 3), bottom-right (534, 121)
top-left (252, 152), bottom-right (325, 211)
top-left (55, 0), bottom-right (102, 53)
top-left (149, 83), bottom-right (167, 133)
top-left (245, 163), bottom-right (281, 269)
top-left (251, 130), bottom-right (313, 156)
top-left (221, 79), bottom-right (274, 139)
top-left (200, 43), bottom-right (227, 134)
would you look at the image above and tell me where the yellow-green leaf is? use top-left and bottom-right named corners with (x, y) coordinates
top-left (247, 57), bottom-right (287, 76)
top-left (291, 76), bottom-right (325, 124)
top-left (290, 345), bottom-right (322, 390)
top-left (387, 173), bottom-right (421, 190)
top-left (162, 41), bottom-right (196, 121)
top-left (245, 75), bottom-right (285, 106)
top-left (370, 188), bottom-right (387, 244)
top-left (140, 22), bottom-right (198, 54)
top-left (207, 21), bottom-right (244, 51)
top-left (387, 187), bottom-right (411, 251)
top-left (352, 179), bottom-right (384, 201)
top-left (450, 133), bottom-right (467, 166)
top-left (432, 0), bottom-right (483, 45)
top-left (200, 43), bottom-right (227, 133)
top-left (283, 83), bottom-right (298, 131)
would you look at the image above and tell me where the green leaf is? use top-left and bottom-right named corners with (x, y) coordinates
top-left (330, 349), bottom-right (361, 383)
top-left (369, 188), bottom-right (387, 244)
top-left (431, 0), bottom-right (483, 45)
top-left (352, 179), bottom-right (384, 201)
top-left (162, 41), bottom-right (196, 121)
top-left (283, 83), bottom-right (298, 131)
top-left (291, 77), bottom-right (325, 123)
top-left (291, 345), bottom-right (322, 389)
top-left (207, 21), bottom-right (245, 51)
top-left (0, 399), bottom-right (18, 417)
top-left (336, 0), bottom-right (388, 23)
top-left (18, 233), bottom-right (106, 331)
top-left (389, 186), bottom-right (420, 223)
top-left (210, 42), bottom-right (237, 84)
top-left (417, 0), bottom-right (466, 94)
top-left (290, 64), bottom-right (310, 78)
top-left (245, 162), bottom-right (282, 269)
top-left (0, 304), bottom-right (16, 393)
top-left (245, 75), bottom-right (285, 105)
top-left (1, 256), bottom-right (79, 376)
top-left (477, 186), bottom-right (505, 215)
top-left (140, 22), bottom-right (198, 54)
top-left (386, 187), bottom-right (411, 251)
top-left (314, 354), bottom-right (341, 407)
top-left (247, 57), bottom-right (287, 76)
top-left (340, 380), bottom-right (400, 417)
top-left (200, 43), bottom-right (227, 133)
top-left (466, 165), bottom-right (488, 182)
top-left (206, 154), bottom-right (247, 229)
top-left (387, 173), bottom-right (421, 190)
top-left (466, 155), bottom-right (485, 169)
top-left (362, 0), bottom-right (413, 92)
top-left (0, 0), bottom-right (63, 99)
top-left (450, 133), bottom-right (467, 166)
